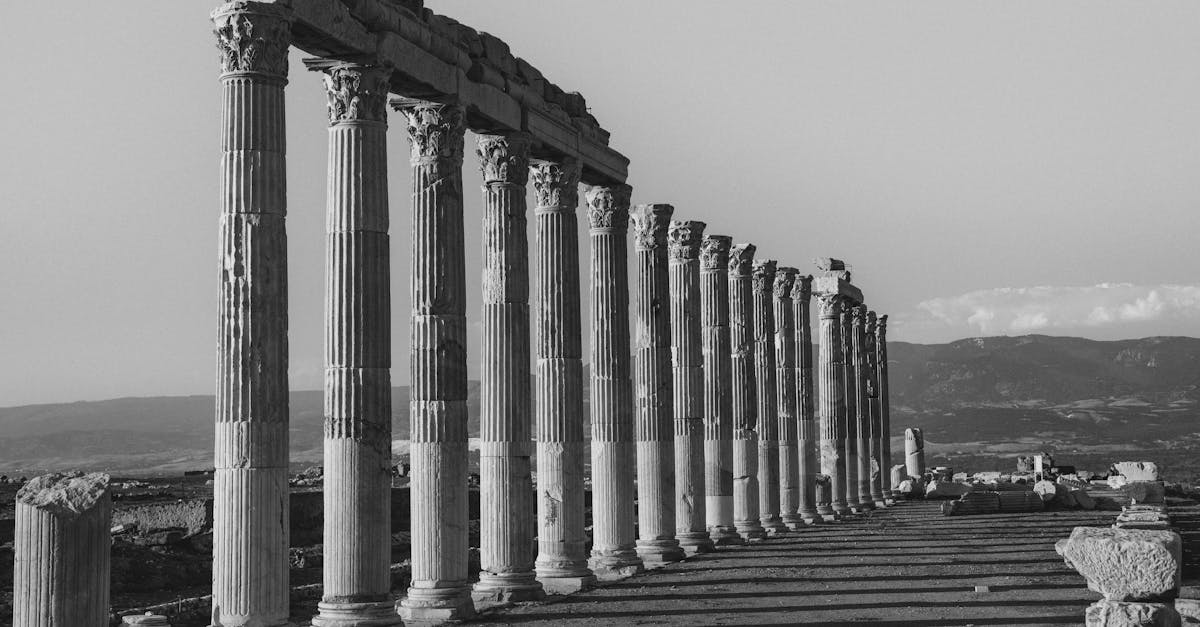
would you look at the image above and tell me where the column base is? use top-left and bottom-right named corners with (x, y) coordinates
top-left (313, 600), bottom-right (402, 627)
top-left (760, 516), bottom-right (788, 535)
top-left (471, 572), bottom-right (545, 607)
top-left (588, 551), bottom-right (644, 580)
top-left (815, 504), bottom-right (835, 518)
top-left (734, 521), bottom-right (767, 542)
top-left (676, 531), bottom-right (715, 556)
top-left (832, 502), bottom-right (851, 516)
top-left (636, 539), bottom-right (686, 566)
top-left (536, 574), bottom-right (597, 595)
top-left (708, 525), bottom-right (743, 546)
top-left (857, 500), bottom-right (876, 512)
top-left (782, 513), bottom-right (807, 531)
top-left (874, 499), bottom-right (888, 508)
top-left (397, 587), bottom-right (475, 625)
top-left (799, 509), bottom-right (823, 524)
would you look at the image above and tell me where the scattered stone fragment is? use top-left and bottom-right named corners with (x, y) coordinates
top-left (1114, 462), bottom-right (1160, 482)
top-left (1034, 479), bottom-right (1067, 503)
top-left (1056, 526), bottom-right (1181, 602)
top-left (925, 480), bottom-right (972, 499)
top-left (1085, 599), bottom-right (1180, 627)
top-left (1125, 481), bottom-right (1167, 506)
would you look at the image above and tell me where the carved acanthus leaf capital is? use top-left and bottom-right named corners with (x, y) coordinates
top-left (476, 133), bottom-right (531, 186)
top-left (310, 63), bottom-right (391, 124)
top-left (877, 314), bottom-right (888, 341)
top-left (393, 100), bottom-right (465, 164)
top-left (630, 204), bottom-right (674, 250)
top-left (816, 293), bottom-right (842, 319)
top-left (751, 259), bottom-right (777, 293)
top-left (774, 267), bottom-right (798, 299)
top-left (584, 184), bottom-right (631, 230)
top-left (213, 2), bottom-right (293, 78)
top-left (851, 304), bottom-right (867, 327)
top-left (699, 235), bottom-right (732, 271)
top-left (530, 159), bottom-right (581, 209)
top-left (791, 274), bottom-right (813, 301)
top-left (667, 220), bottom-right (706, 260)
top-left (728, 243), bottom-right (756, 276)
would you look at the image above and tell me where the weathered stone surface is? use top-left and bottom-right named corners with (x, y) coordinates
top-left (1125, 481), bottom-right (1167, 506)
top-left (890, 465), bottom-right (906, 490)
top-left (924, 481), bottom-right (972, 499)
top-left (122, 613), bottom-right (172, 626)
top-left (1035, 479), bottom-right (1067, 503)
top-left (1057, 527), bottom-right (1182, 602)
top-left (1115, 462), bottom-right (1161, 482)
top-left (1175, 598), bottom-right (1200, 625)
top-left (1085, 600), bottom-right (1181, 626)
top-left (905, 428), bottom-right (925, 478)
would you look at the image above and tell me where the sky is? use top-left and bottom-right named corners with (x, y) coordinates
top-left (0, 2), bottom-right (1198, 406)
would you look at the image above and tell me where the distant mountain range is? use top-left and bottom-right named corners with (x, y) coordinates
top-left (1, 335), bottom-right (1197, 477)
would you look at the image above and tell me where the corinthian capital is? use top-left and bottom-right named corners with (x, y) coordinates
top-left (774, 267), bottom-right (798, 299)
top-left (530, 158), bottom-right (581, 209)
top-left (815, 293), bottom-right (842, 319)
top-left (212, 2), bottom-right (293, 79)
top-left (699, 235), bottom-right (732, 271)
top-left (877, 314), bottom-right (888, 341)
top-left (392, 99), bottom-right (465, 164)
top-left (866, 310), bottom-right (878, 335)
top-left (584, 184), bottom-right (631, 231)
top-left (630, 204), bottom-right (674, 251)
top-left (305, 62), bottom-right (391, 124)
top-left (851, 304), bottom-right (867, 327)
top-left (751, 259), bottom-right (777, 293)
top-left (791, 274), bottom-right (813, 301)
top-left (667, 220), bottom-right (705, 260)
top-left (476, 133), bottom-right (532, 186)
top-left (728, 243), bottom-right (756, 276)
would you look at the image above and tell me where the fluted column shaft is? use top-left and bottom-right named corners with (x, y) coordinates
top-left (793, 276), bottom-right (820, 522)
top-left (586, 185), bottom-right (642, 577)
top-left (631, 204), bottom-right (685, 563)
top-left (211, 5), bottom-right (292, 625)
top-left (840, 308), bottom-right (861, 510)
top-left (865, 312), bottom-right (885, 505)
top-left (700, 236), bottom-right (739, 544)
top-left (308, 62), bottom-right (398, 626)
top-left (668, 221), bottom-right (714, 554)
top-left (729, 245), bottom-right (766, 540)
top-left (816, 294), bottom-right (847, 516)
top-left (906, 427), bottom-right (925, 478)
top-left (532, 159), bottom-right (595, 592)
top-left (473, 133), bottom-right (543, 602)
top-left (879, 315), bottom-right (895, 497)
top-left (12, 473), bottom-right (111, 627)
top-left (851, 306), bottom-right (875, 511)
top-left (752, 260), bottom-right (786, 534)
top-left (394, 99), bottom-right (474, 621)
top-left (773, 269), bottom-right (802, 529)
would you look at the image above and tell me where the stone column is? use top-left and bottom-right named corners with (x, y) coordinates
top-left (851, 306), bottom-right (875, 511)
top-left (668, 220), bottom-right (715, 555)
top-left (307, 61), bottom-right (400, 627)
top-left (793, 276), bottom-right (821, 523)
top-left (211, 5), bottom-right (292, 624)
top-left (393, 99), bottom-right (474, 622)
top-left (586, 185), bottom-right (643, 579)
top-left (752, 260), bottom-right (787, 534)
top-left (815, 294), bottom-right (847, 517)
top-left (729, 244), bottom-right (767, 540)
top-left (905, 427), bottom-right (925, 478)
top-left (631, 204), bottom-right (685, 564)
top-left (773, 268), bottom-right (803, 530)
top-left (473, 133), bottom-right (544, 603)
top-left (699, 235), bottom-right (740, 544)
top-left (531, 158), bottom-right (595, 593)
top-left (866, 311), bottom-right (886, 507)
top-left (878, 315), bottom-right (895, 498)
top-left (12, 472), bottom-right (111, 627)
top-left (840, 306), bottom-right (862, 512)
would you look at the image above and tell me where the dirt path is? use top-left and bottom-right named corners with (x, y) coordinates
top-left (477, 499), bottom-right (1117, 626)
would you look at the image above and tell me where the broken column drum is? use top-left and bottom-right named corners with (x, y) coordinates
top-left (531, 158), bottom-right (596, 593)
top-left (729, 244), bottom-right (767, 540)
top-left (211, 4), bottom-right (293, 624)
top-left (840, 306), bottom-right (862, 511)
top-left (394, 99), bottom-right (475, 621)
top-left (815, 293), bottom-right (848, 516)
top-left (773, 268), bottom-right (803, 529)
top-left (699, 235), bottom-right (740, 544)
top-left (752, 260), bottom-right (787, 533)
top-left (851, 306), bottom-right (875, 511)
top-left (309, 61), bottom-right (400, 626)
top-left (792, 275), bottom-right (821, 523)
top-left (586, 185), bottom-right (643, 578)
top-left (905, 427), bottom-right (925, 479)
top-left (878, 315), bottom-right (895, 497)
top-left (631, 204), bottom-right (686, 563)
top-left (668, 220), bottom-right (715, 555)
top-left (866, 311), bottom-right (886, 506)
top-left (12, 472), bottom-right (111, 627)
top-left (473, 133), bottom-right (544, 602)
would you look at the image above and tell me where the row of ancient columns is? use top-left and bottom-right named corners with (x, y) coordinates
top-left (208, 3), bottom-right (895, 626)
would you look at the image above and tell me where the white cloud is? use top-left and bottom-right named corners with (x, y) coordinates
top-left (911, 283), bottom-right (1200, 337)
